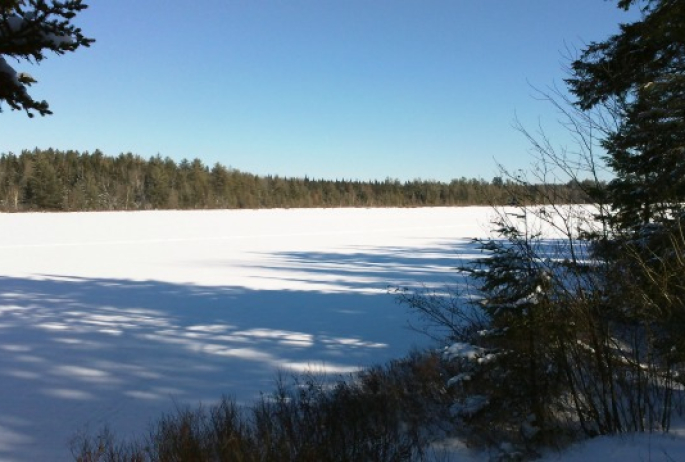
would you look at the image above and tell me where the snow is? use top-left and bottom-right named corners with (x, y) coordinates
top-left (0, 207), bottom-right (487, 461)
top-left (539, 431), bottom-right (685, 461)
top-left (444, 342), bottom-right (485, 361)
top-left (0, 206), bottom-right (683, 461)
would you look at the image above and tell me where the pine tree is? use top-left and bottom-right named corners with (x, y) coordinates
top-left (0, 0), bottom-right (93, 116)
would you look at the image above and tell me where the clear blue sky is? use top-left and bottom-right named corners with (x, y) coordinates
top-left (1, 1), bottom-right (638, 182)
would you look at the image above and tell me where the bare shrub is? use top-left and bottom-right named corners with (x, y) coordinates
top-left (71, 352), bottom-right (454, 462)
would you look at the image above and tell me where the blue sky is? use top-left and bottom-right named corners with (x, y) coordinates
top-left (1, 1), bottom-right (638, 182)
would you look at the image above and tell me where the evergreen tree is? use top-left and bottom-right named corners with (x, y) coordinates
top-left (0, 0), bottom-right (93, 116)
top-left (463, 214), bottom-right (559, 437)
top-left (567, 0), bottom-right (685, 230)
top-left (25, 153), bottom-right (62, 209)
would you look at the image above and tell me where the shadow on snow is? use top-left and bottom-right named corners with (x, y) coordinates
top-left (0, 237), bottom-right (577, 460)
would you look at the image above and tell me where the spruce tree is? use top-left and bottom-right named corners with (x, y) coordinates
top-left (567, 0), bottom-right (685, 231)
top-left (0, 0), bottom-right (93, 116)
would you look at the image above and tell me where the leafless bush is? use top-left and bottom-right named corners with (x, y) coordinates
top-left (71, 352), bottom-right (455, 462)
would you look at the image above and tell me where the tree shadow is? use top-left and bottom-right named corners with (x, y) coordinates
top-left (0, 241), bottom-right (472, 461)
top-left (0, 235), bottom-right (580, 461)
top-left (241, 237), bottom-right (587, 293)
top-left (239, 240), bottom-right (484, 293)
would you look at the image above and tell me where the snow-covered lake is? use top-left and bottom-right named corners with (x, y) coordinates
top-left (0, 207), bottom-right (491, 461)
top-left (2, 206), bottom-right (684, 462)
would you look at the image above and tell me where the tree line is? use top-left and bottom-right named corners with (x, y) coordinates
top-left (0, 148), bottom-right (593, 212)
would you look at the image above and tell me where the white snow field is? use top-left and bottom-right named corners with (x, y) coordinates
top-left (0, 207), bottom-right (489, 461)
top-left (0, 207), bottom-right (683, 462)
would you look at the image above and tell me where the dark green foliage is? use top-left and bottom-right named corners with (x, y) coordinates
top-left (424, 211), bottom-right (583, 447)
top-left (560, 1), bottom-right (685, 434)
top-left (402, 206), bottom-right (685, 451)
top-left (24, 153), bottom-right (62, 209)
top-left (464, 217), bottom-right (560, 437)
top-left (567, 0), bottom-right (685, 230)
top-left (0, 148), bottom-right (595, 212)
top-left (0, 0), bottom-right (94, 116)
top-left (411, 0), bottom-right (685, 448)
